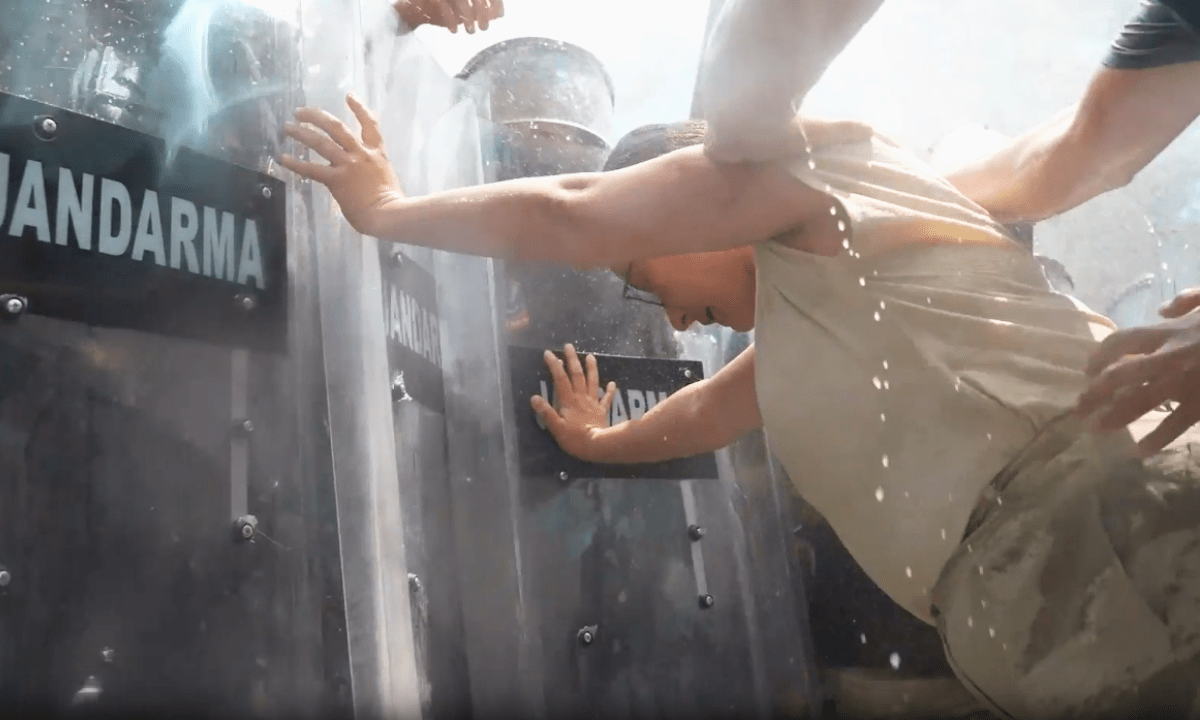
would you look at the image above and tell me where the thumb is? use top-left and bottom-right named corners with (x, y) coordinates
top-left (1160, 288), bottom-right (1200, 319)
top-left (531, 395), bottom-right (566, 434)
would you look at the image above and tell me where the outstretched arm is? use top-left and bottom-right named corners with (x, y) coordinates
top-left (531, 344), bottom-right (763, 464)
top-left (698, 0), bottom-right (885, 162)
top-left (941, 4), bottom-right (1200, 224)
top-left (280, 96), bottom-right (842, 268)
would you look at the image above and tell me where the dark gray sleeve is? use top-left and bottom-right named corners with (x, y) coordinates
top-left (1103, 0), bottom-right (1200, 70)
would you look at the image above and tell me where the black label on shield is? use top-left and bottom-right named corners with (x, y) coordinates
top-left (381, 250), bottom-right (445, 414)
top-left (0, 91), bottom-right (287, 353)
top-left (508, 345), bottom-right (720, 481)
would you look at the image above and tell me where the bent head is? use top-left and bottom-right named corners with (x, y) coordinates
top-left (603, 121), bottom-right (757, 333)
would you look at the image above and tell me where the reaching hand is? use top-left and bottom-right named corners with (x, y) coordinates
top-left (280, 94), bottom-right (404, 238)
top-left (394, 0), bottom-right (504, 34)
top-left (1076, 288), bottom-right (1200, 456)
top-left (530, 344), bottom-right (617, 462)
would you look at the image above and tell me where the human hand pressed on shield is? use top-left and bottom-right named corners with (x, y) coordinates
top-left (1076, 288), bottom-right (1200, 457)
top-left (394, 0), bottom-right (504, 33)
top-left (530, 344), bottom-right (618, 463)
top-left (280, 94), bottom-right (404, 238)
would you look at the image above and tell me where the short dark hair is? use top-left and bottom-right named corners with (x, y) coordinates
top-left (603, 120), bottom-right (707, 171)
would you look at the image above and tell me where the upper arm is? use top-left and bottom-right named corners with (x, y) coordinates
top-left (561, 145), bottom-right (841, 268)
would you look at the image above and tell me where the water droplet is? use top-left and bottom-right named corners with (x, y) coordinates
top-left (808, 159), bottom-right (817, 170)
top-left (872, 376), bottom-right (882, 389)
top-left (859, 277), bottom-right (866, 286)
top-left (966, 543), bottom-right (973, 553)
top-left (905, 566), bottom-right (912, 578)
top-left (837, 220), bottom-right (846, 232)
top-left (882, 360), bottom-right (889, 370)
top-left (981, 599), bottom-right (987, 609)
top-left (889, 653), bottom-right (901, 670)
top-left (881, 455), bottom-right (889, 468)
top-left (978, 565), bottom-right (984, 575)
top-left (903, 491), bottom-right (910, 498)
top-left (925, 297), bottom-right (932, 304)
top-left (986, 433), bottom-right (992, 440)
top-left (1162, 262), bottom-right (1169, 272)
top-left (967, 616), bottom-right (974, 628)
top-left (880, 301), bottom-right (886, 310)
top-left (989, 627), bottom-right (996, 638)
top-left (940, 528), bottom-right (947, 540)
top-left (874, 311), bottom-right (881, 321)
top-left (1002, 643), bottom-right (1008, 651)
top-left (875, 487), bottom-right (885, 502)
top-left (880, 413), bottom-right (886, 422)
top-left (842, 238), bottom-right (851, 249)
top-left (883, 380), bottom-right (890, 390)
top-left (997, 496), bottom-right (1003, 505)
top-left (860, 633), bottom-right (867, 644)
top-left (949, 494), bottom-right (954, 502)
top-left (829, 205), bottom-right (838, 216)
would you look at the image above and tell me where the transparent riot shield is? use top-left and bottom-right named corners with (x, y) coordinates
top-left (0, 0), bottom-right (427, 716)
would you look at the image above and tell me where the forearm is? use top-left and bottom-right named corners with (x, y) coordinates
top-left (943, 106), bottom-right (1115, 224)
top-left (586, 346), bottom-right (763, 464)
top-left (699, 0), bottom-right (885, 162)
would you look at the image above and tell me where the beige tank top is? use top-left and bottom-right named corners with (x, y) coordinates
top-left (754, 124), bottom-right (1117, 622)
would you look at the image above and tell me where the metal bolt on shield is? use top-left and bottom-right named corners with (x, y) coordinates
top-left (232, 418), bottom-right (254, 436)
top-left (688, 524), bottom-right (705, 541)
top-left (683, 369), bottom-right (693, 379)
top-left (234, 515), bottom-right (258, 541)
top-left (699, 594), bottom-right (714, 609)
top-left (236, 294), bottom-right (257, 311)
top-left (260, 185), bottom-right (273, 200)
top-left (2, 295), bottom-right (27, 317)
top-left (0, 569), bottom-right (10, 587)
top-left (558, 471), bottom-right (570, 483)
top-left (35, 116), bottom-right (57, 140)
top-left (577, 625), bottom-right (597, 646)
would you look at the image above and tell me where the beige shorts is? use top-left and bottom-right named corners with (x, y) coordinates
top-left (932, 415), bottom-right (1200, 720)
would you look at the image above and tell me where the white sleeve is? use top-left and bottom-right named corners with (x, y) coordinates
top-left (697, 0), bottom-right (885, 163)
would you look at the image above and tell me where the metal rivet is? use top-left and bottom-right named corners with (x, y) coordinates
top-left (683, 369), bottom-right (693, 379)
top-left (101, 648), bottom-right (115, 663)
top-left (261, 185), bottom-right (273, 200)
top-left (408, 573), bottom-right (422, 593)
top-left (234, 515), bottom-right (258, 541)
top-left (232, 418), bottom-right (254, 436)
top-left (558, 471), bottom-right (569, 483)
top-left (0, 569), bottom-right (10, 587)
top-left (698, 594), bottom-right (714, 609)
top-left (2, 294), bottom-right (27, 317)
top-left (577, 625), bottom-right (597, 646)
top-left (688, 525), bottom-right (705, 541)
top-left (71, 676), bottom-right (102, 706)
top-left (34, 116), bottom-right (57, 141)
top-left (236, 294), bottom-right (257, 311)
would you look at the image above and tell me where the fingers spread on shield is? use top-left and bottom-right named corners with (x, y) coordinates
top-left (347, 94), bottom-right (384, 149)
top-left (563, 344), bottom-right (588, 395)
top-left (530, 394), bottom-right (566, 434)
top-left (451, 0), bottom-right (476, 33)
top-left (585, 354), bottom-right (600, 399)
top-left (544, 349), bottom-right (572, 404)
top-left (279, 154), bottom-right (335, 183)
top-left (600, 382), bottom-right (617, 414)
top-left (294, 106), bottom-right (361, 154)
top-left (284, 122), bottom-right (350, 165)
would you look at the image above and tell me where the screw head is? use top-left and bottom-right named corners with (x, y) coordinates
top-left (698, 594), bottom-right (714, 609)
top-left (407, 573), bottom-right (422, 593)
top-left (234, 515), bottom-right (258, 541)
top-left (101, 648), bottom-right (115, 663)
top-left (558, 471), bottom-right (569, 483)
top-left (35, 116), bottom-right (58, 140)
top-left (4, 296), bottom-right (26, 316)
top-left (688, 524), bottom-right (705, 541)
top-left (0, 570), bottom-right (10, 587)
top-left (577, 626), bottom-right (597, 646)
top-left (241, 523), bottom-right (255, 539)
top-left (261, 185), bottom-right (273, 200)
top-left (683, 369), bottom-right (693, 379)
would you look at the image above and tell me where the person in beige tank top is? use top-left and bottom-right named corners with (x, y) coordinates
top-left (284, 88), bottom-right (1200, 717)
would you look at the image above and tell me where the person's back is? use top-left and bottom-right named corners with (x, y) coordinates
top-left (753, 121), bottom-right (1121, 621)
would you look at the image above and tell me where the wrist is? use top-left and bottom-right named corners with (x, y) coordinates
top-left (360, 192), bottom-right (409, 240)
top-left (583, 425), bottom-right (620, 464)
top-left (393, 0), bottom-right (425, 31)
